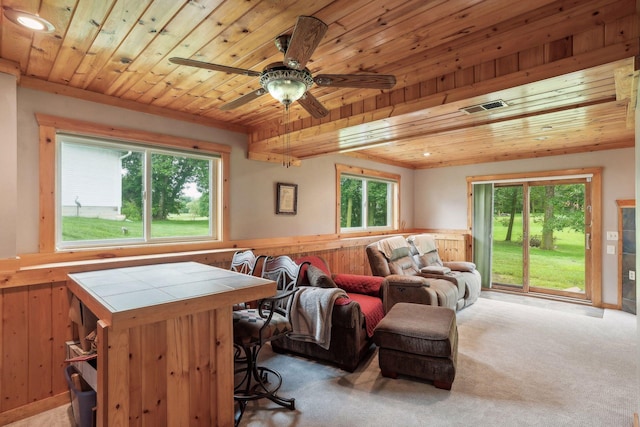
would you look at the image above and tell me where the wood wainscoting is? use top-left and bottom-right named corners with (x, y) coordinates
top-left (0, 231), bottom-right (468, 424)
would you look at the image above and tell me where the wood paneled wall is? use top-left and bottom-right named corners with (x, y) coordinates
top-left (0, 282), bottom-right (72, 424)
top-left (0, 231), bottom-right (468, 424)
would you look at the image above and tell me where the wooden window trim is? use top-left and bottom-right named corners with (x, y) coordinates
top-left (37, 114), bottom-right (231, 255)
top-left (335, 163), bottom-right (401, 234)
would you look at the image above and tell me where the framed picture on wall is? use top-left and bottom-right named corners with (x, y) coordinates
top-left (276, 183), bottom-right (297, 215)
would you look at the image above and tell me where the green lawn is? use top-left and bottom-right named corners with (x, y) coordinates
top-left (62, 215), bottom-right (209, 241)
top-left (492, 213), bottom-right (585, 291)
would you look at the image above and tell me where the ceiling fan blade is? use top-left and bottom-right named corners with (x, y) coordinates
top-left (220, 88), bottom-right (267, 111)
top-left (284, 16), bottom-right (328, 70)
top-left (169, 57), bottom-right (260, 77)
top-left (314, 74), bottom-right (396, 89)
top-left (297, 92), bottom-right (329, 119)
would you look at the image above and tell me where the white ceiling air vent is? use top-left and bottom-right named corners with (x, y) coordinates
top-left (459, 99), bottom-right (509, 114)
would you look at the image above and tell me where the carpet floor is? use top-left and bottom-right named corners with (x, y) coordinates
top-left (7, 293), bottom-right (637, 427)
top-left (239, 293), bottom-right (637, 426)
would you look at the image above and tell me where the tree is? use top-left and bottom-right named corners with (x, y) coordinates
top-left (193, 160), bottom-right (210, 218)
top-left (367, 181), bottom-right (389, 227)
top-left (531, 184), bottom-right (585, 250)
top-left (197, 192), bottom-right (210, 217)
top-left (541, 186), bottom-right (555, 249)
top-left (340, 177), bottom-right (362, 227)
top-left (493, 186), bottom-right (523, 242)
top-left (121, 152), bottom-right (209, 220)
top-left (121, 152), bottom-right (143, 219)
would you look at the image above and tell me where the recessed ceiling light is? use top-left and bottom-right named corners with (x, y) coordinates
top-left (423, 152), bottom-right (431, 157)
top-left (541, 125), bottom-right (553, 131)
top-left (3, 7), bottom-right (55, 33)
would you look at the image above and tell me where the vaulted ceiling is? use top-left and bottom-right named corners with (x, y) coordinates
top-left (1, 0), bottom-right (638, 168)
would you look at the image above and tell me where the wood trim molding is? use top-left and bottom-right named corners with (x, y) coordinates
top-left (590, 169), bottom-right (603, 306)
top-left (220, 151), bottom-right (231, 242)
top-left (38, 124), bottom-right (56, 253)
top-left (0, 230), bottom-right (469, 287)
top-left (247, 150), bottom-right (302, 166)
top-left (0, 392), bottom-right (69, 425)
top-left (35, 114), bottom-right (232, 154)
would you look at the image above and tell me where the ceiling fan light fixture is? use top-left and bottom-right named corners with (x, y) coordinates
top-left (260, 65), bottom-right (313, 105)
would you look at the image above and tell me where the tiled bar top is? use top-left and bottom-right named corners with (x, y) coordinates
top-left (67, 261), bottom-right (276, 330)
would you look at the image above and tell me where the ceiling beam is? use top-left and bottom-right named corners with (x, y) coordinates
top-left (249, 43), bottom-right (636, 156)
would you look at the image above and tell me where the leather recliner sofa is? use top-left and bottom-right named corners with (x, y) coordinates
top-left (408, 234), bottom-right (481, 309)
top-left (366, 234), bottom-right (481, 311)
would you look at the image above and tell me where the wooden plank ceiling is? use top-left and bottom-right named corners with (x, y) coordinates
top-left (0, 0), bottom-right (638, 168)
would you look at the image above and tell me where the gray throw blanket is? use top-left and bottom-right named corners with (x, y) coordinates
top-left (408, 234), bottom-right (438, 255)
top-left (289, 287), bottom-right (347, 350)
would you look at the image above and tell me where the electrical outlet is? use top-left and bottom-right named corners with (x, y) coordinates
top-left (606, 231), bottom-right (618, 240)
top-left (630, 271), bottom-right (636, 281)
top-left (606, 245), bottom-right (616, 254)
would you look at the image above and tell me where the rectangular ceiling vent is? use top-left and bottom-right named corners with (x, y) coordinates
top-left (460, 99), bottom-right (508, 114)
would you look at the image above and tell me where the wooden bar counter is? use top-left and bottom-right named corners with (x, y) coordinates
top-left (67, 262), bottom-right (276, 427)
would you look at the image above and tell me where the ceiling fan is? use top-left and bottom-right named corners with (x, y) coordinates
top-left (169, 15), bottom-right (396, 119)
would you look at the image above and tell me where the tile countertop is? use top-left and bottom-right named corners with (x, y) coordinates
top-left (67, 261), bottom-right (276, 328)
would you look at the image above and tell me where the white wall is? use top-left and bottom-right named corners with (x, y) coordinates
top-left (14, 87), bottom-right (414, 252)
top-left (414, 148), bottom-right (636, 306)
top-left (230, 152), bottom-right (414, 239)
top-left (0, 73), bottom-right (17, 259)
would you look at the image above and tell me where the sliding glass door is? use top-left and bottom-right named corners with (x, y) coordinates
top-left (490, 179), bottom-right (590, 299)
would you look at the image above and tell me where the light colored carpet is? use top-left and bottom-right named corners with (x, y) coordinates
top-left (8, 294), bottom-right (637, 426)
top-left (239, 295), bottom-right (637, 426)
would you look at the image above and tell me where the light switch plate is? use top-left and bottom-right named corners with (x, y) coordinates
top-left (606, 245), bottom-right (616, 254)
top-left (606, 231), bottom-right (618, 240)
top-left (630, 271), bottom-right (636, 281)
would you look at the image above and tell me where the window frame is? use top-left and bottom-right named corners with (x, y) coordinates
top-left (335, 163), bottom-right (400, 234)
top-left (37, 114), bottom-right (230, 253)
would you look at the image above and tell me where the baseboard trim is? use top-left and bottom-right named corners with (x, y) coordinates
top-left (485, 288), bottom-right (593, 307)
top-left (601, 302), bottom-right (621, 310)
top-left (0, 392), bottom-right (68, 425)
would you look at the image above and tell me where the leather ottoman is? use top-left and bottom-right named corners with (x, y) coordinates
top-left (373, 303), bottom-right (458, 390)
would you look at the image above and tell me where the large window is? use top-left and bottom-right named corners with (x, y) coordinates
top-left (37, 114), bottom-right (230, 254)
top-left (57, 134), bottom-right (219, 249)
top-left (336, 164), bottom-right (399, 233)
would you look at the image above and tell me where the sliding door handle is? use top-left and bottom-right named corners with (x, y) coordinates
top-left (585, 233), bottom-right (591, 250)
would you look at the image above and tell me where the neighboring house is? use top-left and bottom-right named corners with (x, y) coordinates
top-left (59, 140), bottom-right (124, 220)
